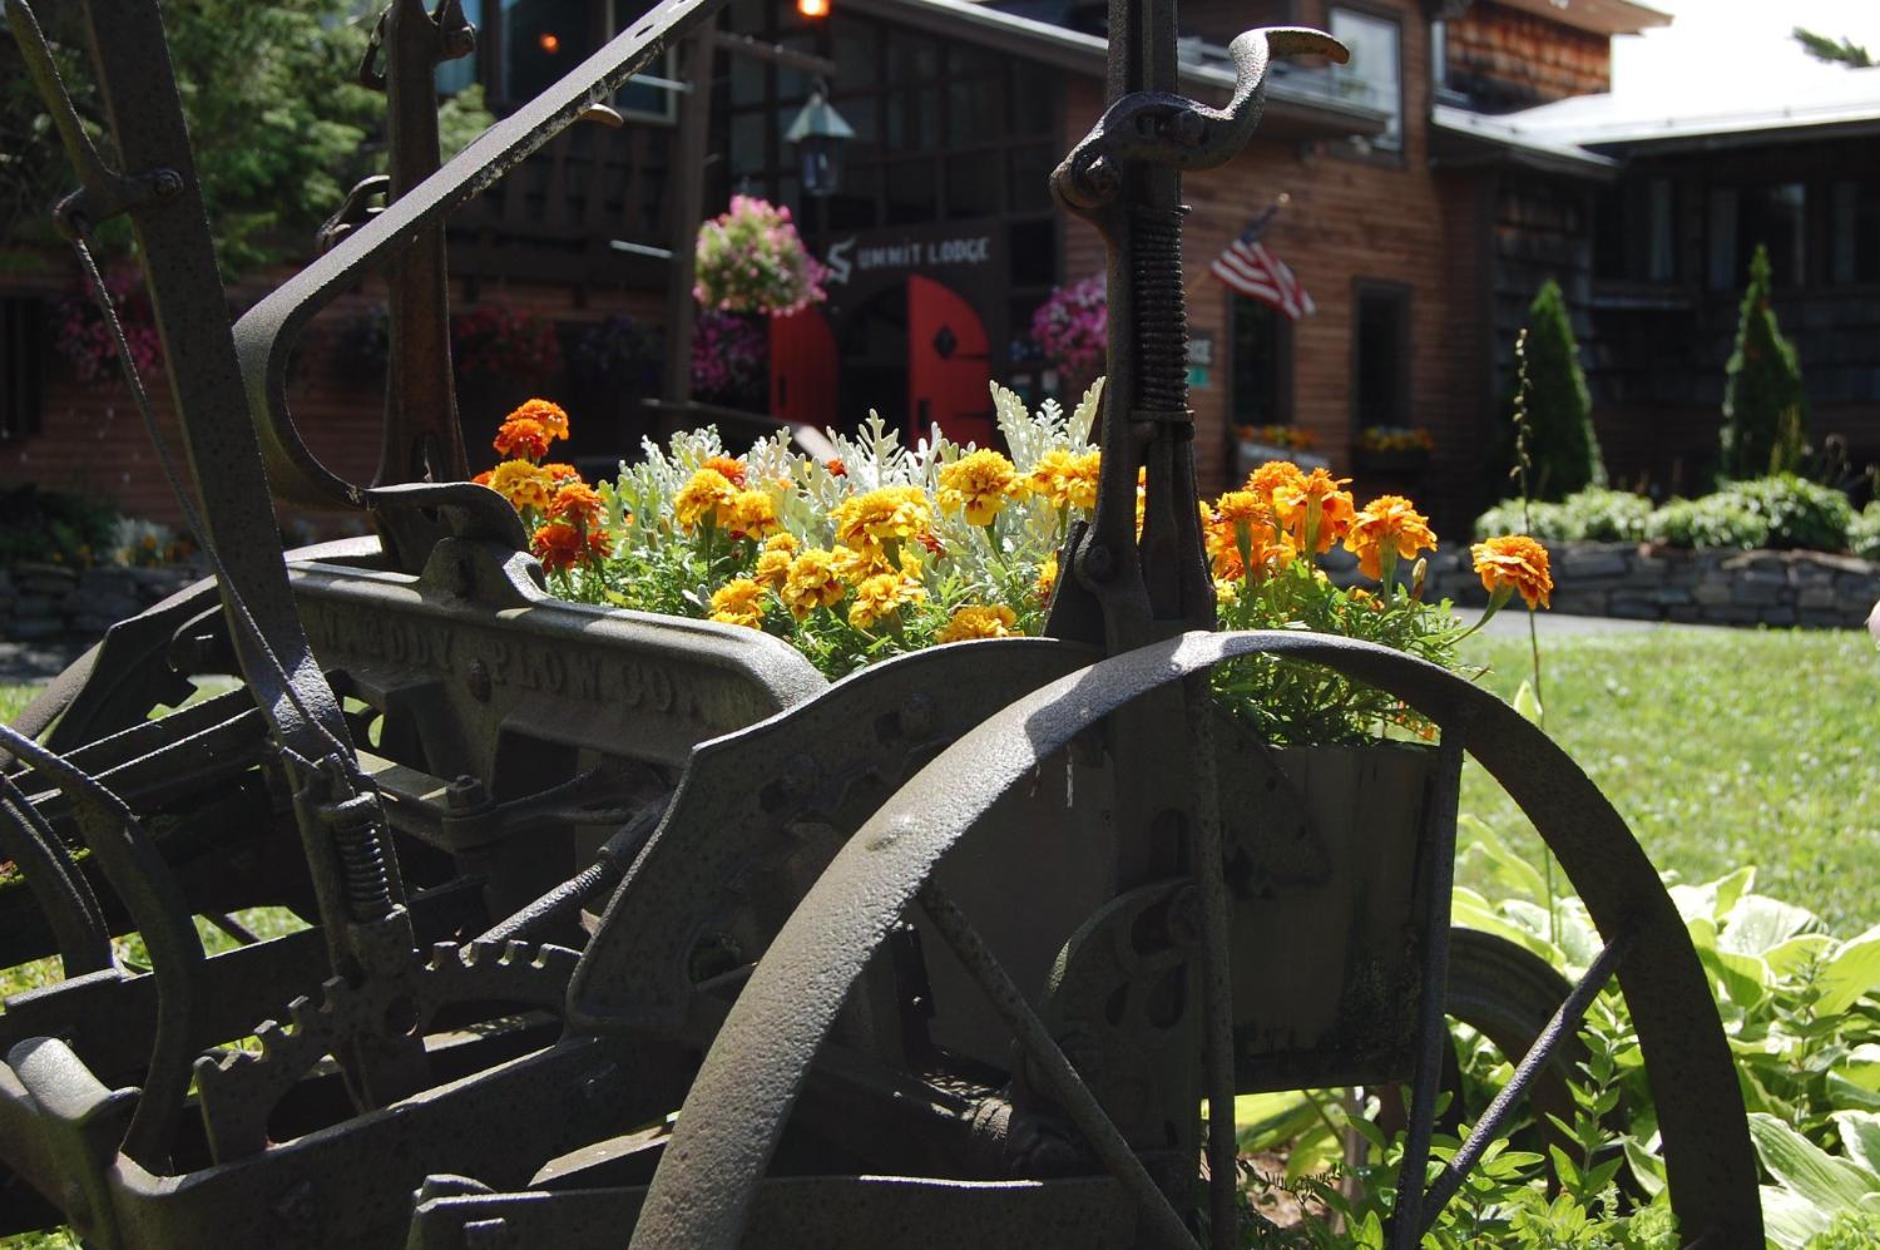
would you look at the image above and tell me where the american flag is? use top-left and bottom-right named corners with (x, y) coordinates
top-left (1209, 203), bottom-right (1316, 320)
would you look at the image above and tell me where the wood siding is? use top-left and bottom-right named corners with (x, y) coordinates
top-left (1445, 1), bottom-right (1611, 112)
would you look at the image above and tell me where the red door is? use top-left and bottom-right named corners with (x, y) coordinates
top-left (770, 307), bottom-right (838, 430)
top-left (907, 274), bottom-right (995, 447)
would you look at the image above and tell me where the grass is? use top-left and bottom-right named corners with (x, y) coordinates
top-left (1457, 626), bottom-right (1879, 933)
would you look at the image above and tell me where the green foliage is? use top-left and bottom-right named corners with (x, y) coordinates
top-left (1211, 568), bottom-right (1461, 746)
top-left (1846, 502), bottom-right (1880, 561)
top-left (1647, 476), bottom-right (1853, 552)
top-left (1474, 488), bottom-right (1651, 544)
top-left (1793, 28), bottom-right (1875, 68)
top-left (1512, 280), bottom-right (1603, 501)
top-left (0, 2), bottom-right (492, 275)
top-left (1723, 245), bottom-right (1810, 479)
top-left (0, 484), bottom-right (119, 567)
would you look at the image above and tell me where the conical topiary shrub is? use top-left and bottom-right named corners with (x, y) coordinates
top-left (1721, 243), bottom-right (1808, 479)
top-left (1515, 279), bottom-right (1603, 501)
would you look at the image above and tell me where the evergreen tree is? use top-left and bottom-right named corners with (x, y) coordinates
top-left (1514, 279), bottom-right (1603, 500)
top-left (1721, 244), bottom-right (1808, 479)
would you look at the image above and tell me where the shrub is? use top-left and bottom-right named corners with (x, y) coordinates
top-left (0, 485), bottom-right (120, 568)
top-left (1648, 497), bottom-right (1772, 550)
top-left (1473, 487), bottom-right (1650, 544)
top-left (1722, 244), bottom-right (1808, 478)
top-left (1514, 279), bottom-right (1603, 500)
top-left (1722, 475), bottom-right (1853, 550)
top-left (1851, 502), bottom-right (1880, 561)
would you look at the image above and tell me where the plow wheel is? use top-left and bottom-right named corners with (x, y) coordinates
top-left (625, 632), bottom-right (1760, 1249)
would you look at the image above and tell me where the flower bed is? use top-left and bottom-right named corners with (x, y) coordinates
top-left (471, 387), bottom-right (1550, 747)
top-left (1427, 540), bottom-right (1880, 629)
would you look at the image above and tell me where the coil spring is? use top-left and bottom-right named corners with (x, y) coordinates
top-left (325, 790), bottom-right (398, 923)
top-left (1131, 208), bottom-right (1189, 415)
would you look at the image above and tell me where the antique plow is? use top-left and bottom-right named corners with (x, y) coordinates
top-left (0, 0), bottom-right (1758, 1246)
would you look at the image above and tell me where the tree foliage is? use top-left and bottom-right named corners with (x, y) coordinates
top-left (1722, 244), bottom-right (1809, 479)
top-left (1515, 278), bottom-right (1603, 501)
top-left (1793, 27), bottom-right (1875, 68)
top-left (1, 1), bottom-right (491, 276)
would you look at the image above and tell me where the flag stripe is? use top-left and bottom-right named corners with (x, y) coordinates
top-left (1212, 231), bottom-right (1315, 320)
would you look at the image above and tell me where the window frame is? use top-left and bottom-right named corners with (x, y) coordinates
top-left (1328, 4), bottom-right (1406, 160)
top-left (1228, 292), bottom-right (1295, 429)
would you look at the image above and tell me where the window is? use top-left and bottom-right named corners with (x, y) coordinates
top-left (502, 0), bottom-right (592, 104)
top-left (1429, 19), bottom-right (1447, 94)
top-left (1830, 180), bottom-right (1880, 285)
top-left (1351, 282), bottom-right (1409, 427)
top-left (0, 298), bottom-right (46, 442)
top-left (1708, 183), bottom-right (1806, 289)
top-left (1594, 177), bottom-right (1678, 284)
top-left (1230, 296), bottom-right (1292, 426)
top-left (1330, 8), bottom-right (1403, 152)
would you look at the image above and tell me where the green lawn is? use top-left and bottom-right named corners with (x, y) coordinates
top-left (1457, 626), bottom-right (1879, 933)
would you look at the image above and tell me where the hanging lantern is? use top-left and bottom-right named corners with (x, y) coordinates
top-left (784, 82), bottom-right (855, 199)
top-left (797, 0), bottom-right (830, 18)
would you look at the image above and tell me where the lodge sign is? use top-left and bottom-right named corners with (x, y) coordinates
top-left (824, 232), bottom-right (994, 286)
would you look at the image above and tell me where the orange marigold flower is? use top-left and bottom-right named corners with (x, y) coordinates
top-left (488, 460), bottom-right (554, 512)
top-left (938, 449), bottom-right (1027, 526)
top-left (1245, 459), bottom-right (1306, 505)
top-left (493, 417), bottom-right (553, 461)
top-left (701, 454), bottom-right (749, 488)
top-left (708, 578), bottom-right (766, 629)
top-left (547, 481), bottom-right (605, 530)
top-left (674, 468), bottom-right (738, 532)
top-left (541, 462), bottom-right (582, 485)
top-left (1471, 535), bottom-right (1553, 610)
top-left (507, 398), bottom-right (570, 441)
top-left (473, 470), bottom-right (494, 487)
top-left (917, 531), bottom-right (947, 559)
top-left (780, 548), bottom-right (846, 618)
top-left (530, 522), bottom-right (582, 573)
top-left (1344, 495), bottom-right (1438, 583)
top-left (825, 457), bottom-right (847, 478)
top-left (1272, 468), bottom-right (1356, 555)
top-left (935, 604), bottom-right (1018, 643)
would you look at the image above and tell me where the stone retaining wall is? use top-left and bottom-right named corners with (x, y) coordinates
top-left (0, 562), bottom-right (201, 643)
top-left (1427, 542), bottom-right (1880, 629)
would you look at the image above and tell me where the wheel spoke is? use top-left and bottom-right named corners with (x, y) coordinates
top-left (917, 883), bottom-right (1202, 1250)
top-left (1387, 733), bottom-right (1465, 1249)
top-left (1418, 930), bottom-right (1631, 1232)
top-left (1185, 684), bottom-right (1239, 1250)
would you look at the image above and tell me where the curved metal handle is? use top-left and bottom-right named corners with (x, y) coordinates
top-left (1054, 27), bottom-right (1346, 210)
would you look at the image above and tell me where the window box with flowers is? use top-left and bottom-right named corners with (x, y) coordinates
top-left (1352, 424), bottom-right (1434, 477)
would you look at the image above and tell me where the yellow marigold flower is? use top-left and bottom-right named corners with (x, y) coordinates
top-left (938, 449), bottom-right (1028, 526)
top-left (1214, 577), bottom-right (1240, 607)
top-left (507, 398), bottom-right (570, 441)
top-left (487, 459), bottom-right (553, 511)
top-left (726, 489), bottom-right (782, 539)
top-left (547, 481), bottom-right (604, 530)
top-left (848, 569), bottom-right (927, 631)
top-left (1471, 535), bottom-right (1553, 610)
top-left (754, 547), bottom-right (794, 589)
top-left (674, 468), bottom-right (738, 532)
top-left (1344, 495), bottom-right (1438, 583)
top-left (701, 454), bottom-right (748, 488)
top-left (708, 578), bottom-right (766, 628)
top-left (493, 416), bottom-right (552, 461)
top-left (1034, 552), bottom-right (1060, 601)
top-left (1027, 448), bottom-right (1100, 511)
top-left (936, 604), bottom-right (1018, 643)
top-left (763, 531), bottom-right (800, 556)
top-left (831, 486), bottom-right (932, 555)
top-left (779, 548), bottom-right (847, 618)
top-left (1273, 468), bottom-right (1357, 555)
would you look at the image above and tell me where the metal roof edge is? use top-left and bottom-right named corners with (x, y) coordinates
top-left (1430, 103), bottom-right (1619, 176)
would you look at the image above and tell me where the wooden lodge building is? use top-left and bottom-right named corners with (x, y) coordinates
top-left (3, 0), bottom-right (1878, 536)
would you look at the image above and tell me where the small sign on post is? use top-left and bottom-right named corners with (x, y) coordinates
top-left (1186, 331), bottom-right (1213, 390)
